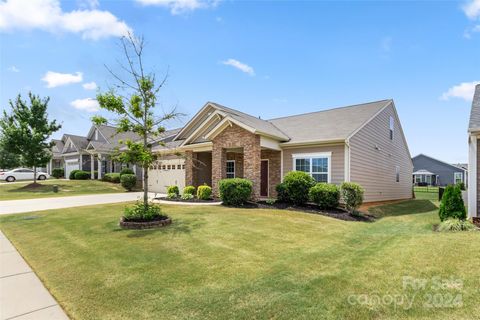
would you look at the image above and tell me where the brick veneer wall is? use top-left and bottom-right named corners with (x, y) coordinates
top-left (212, 124), bottom-right (261, 199)
top-left (261, 149), bottom-right (281, 197)
top-left (226, 152), bottom-right (244, 178)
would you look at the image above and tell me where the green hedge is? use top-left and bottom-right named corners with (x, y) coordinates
top-left (439, 185), bottom-right (466, 221)
top-left (197, 185), bottom-right (212, 200)
top-left (51, 168), bottom-right (64, 179)
top-left (183, 186), bottom-right (196, 195)
top-left (120, 168), bottom-right (134, 176)
top-left (340, 182), bottom-right (364, 214)
top-left (309, 183), bottom-right (340, 209)
top-left (219, 178), bottom-right (252, 206)
top-left (121, 174), bottom-right (136, 191)
top-left (103, 173), bottom-right (121, 183)
top-left (69, 169), bottom-right (81, 180)
top-left (167, 185), bottom-right (179, 196)
top-left (74, 171), bottom-right (90, 180)
top-left (282, 171), bottom-right (316, 205)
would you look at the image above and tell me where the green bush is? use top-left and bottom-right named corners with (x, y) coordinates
top-left (340, 182), bottom-right (364, 214)
top-left (120, 168), bottom-right (134, 176)
top-left (167, 192), bottom-right (178, 199)
top-left (457, 182), bottom-right (466, 191)
top-left (69, 169), bottom-right (81, 180)
top-left (439, 185), bottom-right (466, 221)
top-left (123, 202), bottom-right (162, 221)
top-left (219, 178), bottom-right (253, 206)
top-left (309, 183), bottom-right (340, 209)
top-left (197, 185), bottom-right (212, 200)
top-left (120, 174), bottom-right (136, 191)
top-left (183, 185), bottom-right (196, 195)
top-left (167, 185), bottom-right (179, 196)
top-left (438, 218), bottom-right (477, 232)
top-left (74, 170), bottom-right (90, 180)
top-left (266, 198), bottom-right (276, 205)
top-left (275, 183), bottom-right (289, 203)
top-left (181, 193), bottom-right (194, 200)
top-left (282, 171), bottom-right (316, 205)
top-left (103, 173), bottom-right (121, 183)
top-left (51, 168), bottom-right (64, 179)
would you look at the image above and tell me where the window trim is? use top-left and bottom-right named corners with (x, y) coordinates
top-left (389, 116), bottom-right (394, 140)
top-left (226, 160), bottom-right (235, 179)
top-left (292, 152), bottom-right (331, 183)
top-left (454, 172), bottom-right (463, 184)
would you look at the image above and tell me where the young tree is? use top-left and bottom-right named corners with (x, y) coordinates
top-left (1, 93), bottom-right (61, 184)
top-left (94, 34), bottom-right (180, 208)
top-left (0, 135), bottom-right (21, 169)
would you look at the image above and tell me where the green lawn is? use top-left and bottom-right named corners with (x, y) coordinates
top-left (0, 179), bottom-right (127, 200)
top-left (1, 200), bottom-right (479, 319)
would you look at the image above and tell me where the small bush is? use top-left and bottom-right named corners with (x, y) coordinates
top-left (183, 185), bottom-right (196, 195)
top-left (103, 173), bottom-right (121, 183)
top-left (51, 168), bottom-right (64, 179)
top-left (266, 198), bottom-right (276, 205)
top-left (438, 218), bottom-right (477, 232)
top-left (167, 192), bottom-right (178, 199)
top-left (275, 183), bottom-right (289, 203)
top-left (282, 171), bottom-right (316, 205)
top-left (340, 182), bottom-right (364, 214)
top-left (167, 185), bottom-right (179, 196)
top-left (439, 185), bottom-right (466, 221)
top-left (120, 168), bottom-right (134, 176)
top-left (69, 169), bottom-right (81, 180)
top-left (457, 182), bottom-right (466, 191)
top-left (309, 183), bottom-right (340, 209)
top-left (121, 174), bottom-right (136, 191)
top-left (197, 185), bottom-right (212, 200)
top-left (123, 202), bottom-right (162, 221)
top-left (181, 193), bottom-right (194, 200)
top-left (74, 170), bottom-right (90, 180)
top-left (219, 178), bottom-right (253, 206)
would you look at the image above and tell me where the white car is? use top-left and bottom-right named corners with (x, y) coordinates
top-left (0, 168), bottom-right (50, 182)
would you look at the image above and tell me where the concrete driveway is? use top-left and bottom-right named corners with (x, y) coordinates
top-left (0, 192), bottom-right (161, 215)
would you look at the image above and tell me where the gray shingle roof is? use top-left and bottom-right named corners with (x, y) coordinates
top-left (64, 134), bottom-right (89, 151)
top-left (469, 84), bottom-right (480, 131)
top-left (268, 100), bottom-right (391, 144)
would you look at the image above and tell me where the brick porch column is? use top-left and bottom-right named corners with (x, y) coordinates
top-left (185, 150), bottom-right (194, 187)
top-left (212, 144), bottom-right (226, 197)
top-left (244, 140), bottom-right (261, 200)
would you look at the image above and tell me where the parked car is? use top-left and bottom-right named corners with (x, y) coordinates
top-left (0, 168), bottom-right (50, 182)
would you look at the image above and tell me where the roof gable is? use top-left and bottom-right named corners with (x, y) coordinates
top-left (412, 154), bottom-right (466, 172)
top-left (468, 84), bottom-right (480, 131)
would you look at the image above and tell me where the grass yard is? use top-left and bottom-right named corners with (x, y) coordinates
top-left (0, 179), bottom-right (127, 200)
top-left (1, 199), bottom-right (480, 319)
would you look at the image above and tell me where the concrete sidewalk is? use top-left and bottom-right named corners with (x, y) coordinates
top-left (0, 192), bottom-right (159, 215)
top-left (0, 231), bottom-right (69, 320)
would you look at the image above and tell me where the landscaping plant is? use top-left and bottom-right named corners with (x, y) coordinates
top-left (183, 186), bottom-right (196, 195)
top-left (104, 173), bottom-right (121, 183)
top-left (340, 182), bottom-right (364, 214)
top-left (69, 169), bottom-right (81, 180)
top-left (197, 185), bottom-right (212, 200)
top-left (120, 174), bottom-right (137, 191)
top-left (167, 185), bottom-right (179, 196)
top-left (51, 168), bottom-right (64, 179)
top-left (74, 171), bottom-right (90, 180)
top-left (438, 218), bottom-right (477, 232)
top-left (282, 171), bottom-right (316, 205)
top-left (438, 185), bottom-right (466, 221)
top-left (123, 201), bottom-right (163, 221)
top-left (275, 183), bottom-right (289, 203)
top-left (219, 178), bottom-right (253, 206)
top-left (309, 183), bottom-right (340, 209)
top-left (119, 168), bottom-right (135, 176)
top-left (181, 193), bottom-right (194, 200)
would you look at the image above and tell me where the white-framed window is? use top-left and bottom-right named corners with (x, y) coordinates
top-left (395, 166), bottom-right (400, 183)
top-left (292, 152), bottom-right (331, 183)
top-left (454, 172), bottom-right (463, 185)
top-left (389, 116), bottom-right (394, 140)
top-left (226, 160), bottom-right (235, 178)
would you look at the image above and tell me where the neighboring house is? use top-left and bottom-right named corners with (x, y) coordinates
top-left (148, 99), bottom-right (413, 202)
top-left (468, 84), bottom-right (480, 217)
top-left (412, 154), bottom-right (467, 186)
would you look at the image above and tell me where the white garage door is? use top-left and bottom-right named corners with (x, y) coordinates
top-left (148, 158), bottom-right (185, 194)
top-left (65, 160), bottom-right (80, 179)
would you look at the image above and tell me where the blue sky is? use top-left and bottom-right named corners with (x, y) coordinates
top-left (1, 0), bottom-right (479, 163)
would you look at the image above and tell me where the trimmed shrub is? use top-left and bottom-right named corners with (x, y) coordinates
top-left (167, 185), bottom-right (179, 196)
top-left (438, 218), bottom-right (477, 232)
top-left (457, 182), bottom-right (466, 191)
top-left (197, 185), bottom-right (212, 200)
top-left (282, 171), bottom-right (316, 205)
top-left (167, 192), bottom-right (178, 199)
top-left (121, 174), bottom-right (136, 191)
top-left (181, 193), bottom-right (194, 200)
top-left (51, 168), bottom-right (64, 179)
top-left (69, 169), bottom-right (81, 180)
top-left (309, 183), bottom-right (340, 209)
top-left (275, 183), bottom-right (289, 203)
top-left (340, 182), bottom-right (364, 214)
top-left (103, 173), bottom-right (121, 183)
top-left (439, 185), bottom-right (466, 221)
top-left (120, 168), bottom-right (134, 176)
top-left (74, 170), bottom-right (90, 180)
top-left (123, 202), bottom-right (162, 221)
top-left (183, 185), bottom-right (196, 195)
top-left (219, 178), bottom-right (253, 206)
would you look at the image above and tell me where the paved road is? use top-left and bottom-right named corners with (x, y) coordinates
top-left (0, 192), bottom-right (160, 215)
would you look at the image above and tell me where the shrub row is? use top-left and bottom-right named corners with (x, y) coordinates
top-left (165, 184), bottom-right (213, 200)
top-left (103, 173), bottom-right (121, 183)
top-left (52, 168), bottom-right (64, 179)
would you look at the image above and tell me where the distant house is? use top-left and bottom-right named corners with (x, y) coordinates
top-left (468, 84), bottom-right (480, 217)
top-left (412, 154), bottom-right (467, 186)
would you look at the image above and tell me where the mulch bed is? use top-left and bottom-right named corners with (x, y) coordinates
top-left (158, 197), bottom-right (219, 203)
top-left (18, 183), bottom-right (44, 190)
top-left (230, 201), bottom-right (375, 222)
top-left (119, 215), bottom-right (172, 229)
top-left (472, 217), bottom-right (480, 227)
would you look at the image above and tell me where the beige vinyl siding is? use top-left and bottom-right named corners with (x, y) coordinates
top-left (282, 144), bottom-right (345, 184)
top-left (349, 102), bottom-right (413, 202)
top-left (477, 139), bottom-right (480, 213)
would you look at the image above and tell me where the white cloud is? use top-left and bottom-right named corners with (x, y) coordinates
top-left (77, 0), bottom-right (99, 9)
top-left (463, 0), bottom-right (480, 19)
top-left (0, 0), bottom-right (132, 40)
top-left (136, 0), bottom-right (218, 15)
top-left (8, 65), bottom-right (19, 72)
top-left (221, 59), bottom-right (255, 76)
top-left (441, 81), bottom-right (480, 101)
top-left (42, 71), bottom-right (83, 88)
top-left (82, 81), bottom-right (97, 90)
top-left (70, 98), bottom-right (99, 112)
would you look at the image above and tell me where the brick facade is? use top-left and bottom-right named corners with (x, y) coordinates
top-left (261, 149), bottom-right (281, 197)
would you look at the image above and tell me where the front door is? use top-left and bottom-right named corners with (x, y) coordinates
top-left (260, 160), bottom-right (269, 197)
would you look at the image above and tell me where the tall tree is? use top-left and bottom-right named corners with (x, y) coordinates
top-left (94, 33), bottom-right (180, 208)
top-left (1, 93), bottom-right (61, 184)
top-left (0, 135), bottom-right (21, 169)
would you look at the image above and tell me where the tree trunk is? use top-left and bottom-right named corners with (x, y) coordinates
top-left (33, 165), bottom-right (37, 184)
top-left (143, 165), bottom-right (148, 205)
